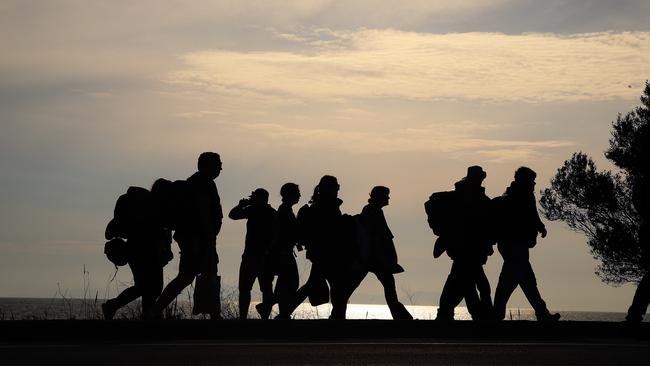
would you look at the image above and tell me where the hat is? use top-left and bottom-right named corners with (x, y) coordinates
top-left (464, 165), bottom-right (487, 181)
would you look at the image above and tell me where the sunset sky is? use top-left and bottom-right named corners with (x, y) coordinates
top-left (1, 0), bottom-right (650, 312)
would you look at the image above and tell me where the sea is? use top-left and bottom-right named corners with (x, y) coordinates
top-left (0, 298), bottom-right (639, 322)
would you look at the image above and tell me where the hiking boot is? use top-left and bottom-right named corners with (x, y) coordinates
top-left (255, 303), bottom-right (271, 320)
top-left (101, 302), bottom-right (116, 320)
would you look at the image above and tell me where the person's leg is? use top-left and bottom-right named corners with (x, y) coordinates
top-left (462, 269), bottom-right (483, 321)
top-left (493, 260), bottom-right (519, 320)
top-left (103, 286), bottom-right (140, 320)
top-left (518, 260), bottom-right (558, 321)
top-left (138, 263), bottom-right (164, 317)
top-left (276, 255), bottom-right (300, 318)
top-left (626, 271), bottom-right (650, 323)
top-left (153, 272), bottom-right (195, 315)
top-left (238, 257), bottom-right (256, 319)
top-left (475, 266), bottom-right (493, 319)
top-left (288, 262), bottom-right (323, 315)
top-left (256, 261), bottom-right (275, 320)
top-left (103, 262), bottom-right (141, 320)
top-left (375, 272), bottom-right (412, 320)
top-left (327, 265), bottom-right (347, 320)
top-left (437, 260), bottom-right (467, 320)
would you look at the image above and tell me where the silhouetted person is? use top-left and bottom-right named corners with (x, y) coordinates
top-left (436, 166), bottom-right (494, 321)
top-left (152, 152), bottom-right (223, 319)
top-left (290, 175), bottom-right (350, 319)
top-left (102, 180), bottom-right (173, 319)
top-left (626, 181), bottom-right (650, 324)
top-left (229, 188), bottom-right (277, 319)
top-left (355, 186), bottom-right (413, 320)
top-left (256, 183), bottom-right (301, 319)
top-left (493, 167), bottom-right (560, 322)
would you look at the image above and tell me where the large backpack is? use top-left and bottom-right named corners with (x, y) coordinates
top-left (424, 191), bottom-right (457, 236)
top-left (104, 186), bottom-right (150, 266)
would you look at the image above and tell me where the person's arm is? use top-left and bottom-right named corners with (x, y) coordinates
top-left (228, 200), bottom-right (249, 220)
top-left (533, 201), bottom-right (547, 238)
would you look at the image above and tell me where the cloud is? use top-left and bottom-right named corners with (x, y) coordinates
top-left (230, 121), bottom-right (572, 161)
top-left (169, 29), bottom-right (650, 103)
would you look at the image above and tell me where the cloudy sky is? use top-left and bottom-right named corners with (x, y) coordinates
top-left (1, 0), bottom-right (649, 312)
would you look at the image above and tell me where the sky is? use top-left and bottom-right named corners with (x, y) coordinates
top-left (1, 0), bottom-right (650, 312)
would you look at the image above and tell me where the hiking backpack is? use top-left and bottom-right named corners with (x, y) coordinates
top-left (103, 186), bottom-right (150, 266)
top-left (424, 190), bottom-right (457, 236)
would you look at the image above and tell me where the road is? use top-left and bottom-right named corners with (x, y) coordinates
top-left (2, 340), bottom-right (649, 365)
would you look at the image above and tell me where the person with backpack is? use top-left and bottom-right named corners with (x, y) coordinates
top-left (492, 167), bottom-right (560, 322)
top-left (288, 175), bottom-right (353, 319)
top-left (354, 186), bottom-right (413, 320)
top-left (102, 179), bottom-right (173, 320)
top-left (434, 166), bottom-right (495, 321)
top-left (256, 183), bottom-right (302, 320)
top-left (229, 188), bottom-right (277, 319)
top-left (152, 152), bottom-right (224, 319)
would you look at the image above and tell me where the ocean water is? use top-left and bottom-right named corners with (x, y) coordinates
top-left (0, 298), bottom-right (637, 322)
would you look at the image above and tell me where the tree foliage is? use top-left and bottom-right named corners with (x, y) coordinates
top-left (540, 82), bottom-right (650, 285)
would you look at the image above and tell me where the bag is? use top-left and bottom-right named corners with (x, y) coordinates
top-left (109, 186), bottom-right (151, 240)
top-left (424, 191), bottom-right (457, 236)
top-left (104, 238), bottom-right (129, 266)
top-left (193, 273), bottom-right (221, 316)
top-left (168, 180), bottom-right (189, 230)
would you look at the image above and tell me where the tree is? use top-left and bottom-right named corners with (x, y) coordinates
top-left (540, 81), bottom-right (650, 285)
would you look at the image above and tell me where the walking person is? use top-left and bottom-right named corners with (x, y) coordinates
top-left (289, 175), bottom-right (351, 319)
top-left (152, 152), bottom-right (224, 319)
top-left (256, 183), bottom-right (302, 319)
top-left (435, 166), bottom-right (495, 321)
top-left (492, 167), bottom-right (560, 322)
top-left (355, 186), bottom-right (413, 320)
top-left (229, 188), bottom-right (277, 319)
top-left (102, 179), bottom-right (173, 319)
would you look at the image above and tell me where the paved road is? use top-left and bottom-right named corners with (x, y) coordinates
top-left (2, 340), bottom-right (649, 365)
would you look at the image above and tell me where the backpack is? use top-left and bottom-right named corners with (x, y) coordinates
top-left (104, 238), bottom-right (129, 266)
top-left (167, 180), bottom-right (190, 230)
top-left (107, 186), bottom-right (151, 240)
top-left (103, 187), bottom-right (150, 266)
top-left (424, 191), bottom-right (457, 236)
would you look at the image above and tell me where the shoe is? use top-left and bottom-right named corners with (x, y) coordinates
top-left (101, 302), bottom-right (116, 320)
top-left (255, 303), bottom-right (271, 320)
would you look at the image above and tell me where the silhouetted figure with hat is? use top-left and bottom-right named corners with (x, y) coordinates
top-left (355, 186), bottom-right (413, 320)
top-left (492, 167), bottom-right (560, 322)
top-left (229, 188), bottom-right (277, 319)
top-left (290, 175), bottom-right (350, 319)
top-left (102, 179), bottom-right (173, 319)
top-left (257, 183), bottom-right (302, 319)
top-left (436, 166), bottom-right (494, 321)
top-left (152, 152), bottom-right (223, 319)
top-left (626, 181), bottom-right (650, 324)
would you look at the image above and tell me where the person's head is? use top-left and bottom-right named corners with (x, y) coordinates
top-left (316, 175), bottom-right (339, 199)
top-left (197, 152), bottom-right (222, 179)
top-left (280, 183), bottom-right (300, 205)
top-left (514, 166), bottom-right (537, 191)
top-left (250, 188), bottom-right (269, 205)
top-left (463, 165), bottom-right (487, 186)
top-left (368, 186), bottom-right (390, 207)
